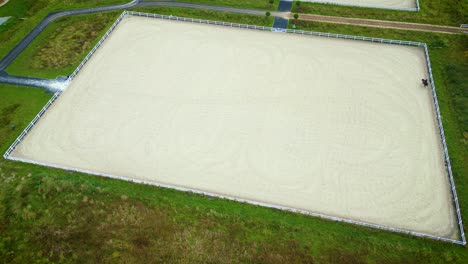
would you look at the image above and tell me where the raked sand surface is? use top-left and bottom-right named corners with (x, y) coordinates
top-left (12, 16), bottom-right (459, 239)
top-left (300, 0), bottom-right (416, 9)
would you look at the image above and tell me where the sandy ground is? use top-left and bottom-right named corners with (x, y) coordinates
top-left (0, 0), bottom-right (10, 8)
top-left (300, 0), bottom-right (416, 9)
top-left (12, 16), bottom-right (458, 239)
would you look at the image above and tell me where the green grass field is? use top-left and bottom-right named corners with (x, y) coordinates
top-left (0, 0), bottom-right (128, 60)
top-left (292, 0), bottom-right (468, 27)
top-left (6, 7), bottom-right (273, 78)
top-left (0, 83), bottom-right (467, 262)
top-left (1, 4), bottom-right (468, 263)
top-left (6, 12), bottom-right (121, 79)
top-left (145, 0), bottom-right (280, 10)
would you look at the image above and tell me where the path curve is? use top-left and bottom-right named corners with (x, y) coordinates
top-left (0, 0), bottom-right (288, 72)
top-left (0, 0), bottom-right (141, 71)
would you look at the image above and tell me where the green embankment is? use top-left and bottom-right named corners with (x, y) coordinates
top-left (143, 0), bottom-right (279, 11)
top-left (6, 8), bottom-right (273, 78)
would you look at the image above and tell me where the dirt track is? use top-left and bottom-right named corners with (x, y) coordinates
top-left (294, 13), bottom-right (466, 34)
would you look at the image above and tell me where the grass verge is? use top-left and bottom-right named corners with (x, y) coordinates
top-left (6, 7), bottom-right (273, 78)
top-left (292, 0), bottom-right (468, 27)
top-left (144, 0), bottom-right (279, 10)
top-left (131, 6), bottom-right (274, 24)
top-left (0, 0), bottom-right (129, 60)
top-left (6, 11), bottom-right (122, 79)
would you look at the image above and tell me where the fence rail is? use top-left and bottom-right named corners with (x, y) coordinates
top-left (3, 91), bottom-right (62, 159)
top-left (285, 29), bottom-right (425, 46)
top-left (4, 10), bottom-right (465, 246)
top-left (67, 11), bottom-right (127, 83)
top-left (126, 11), bottom-right (426, 47)
top-left (423, 44), bottom-right (466, 245)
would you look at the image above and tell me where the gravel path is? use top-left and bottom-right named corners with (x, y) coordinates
top-left (295, 13), bottom-right (466, 34)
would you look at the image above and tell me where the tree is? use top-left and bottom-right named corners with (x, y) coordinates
top-left (265, 11), bottom-right (271, 17)
top-left (294, 13), bottom-right (299, 20)
top-left (296, 1), bottom-right (301, 7)
top-left (269, 0), bottom-right (274, 5)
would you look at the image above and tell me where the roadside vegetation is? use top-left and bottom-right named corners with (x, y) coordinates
top-left (143, 0), bottom-right (279, 11)
top-left (0, 0), bottom-right (128, 59)
top-left (6, 11), bottom-right (122, 79)
top-left (132, 6), bottom-right (274, 25)
top-left (0, 4), bottom-right (467, 264)
top-left (6, 7), bottom-right (273, 78)
top-left (292, 0), bottom-right (468, 27)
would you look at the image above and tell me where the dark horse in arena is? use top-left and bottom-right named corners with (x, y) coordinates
top-left (421, 79), bottom-right (429, 87)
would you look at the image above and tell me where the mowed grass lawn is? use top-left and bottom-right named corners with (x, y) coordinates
top-left (1, 8), bottom-right (468, 264)
top-left (159, 0), bottom-right (280, 10)
top-left (1, 83), bottom-right (467, 263)
top-left (292, 0), bottom-right (468, 27)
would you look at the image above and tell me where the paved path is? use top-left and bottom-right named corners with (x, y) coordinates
top-left (295, 13), bottom-right (466, 34)
top-left (0, 72), bottom-right (63, 91)
top-left (273, 1), bottom-right (292, 29)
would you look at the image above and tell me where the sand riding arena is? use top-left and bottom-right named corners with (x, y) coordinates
top-left (4, 12), bottom-right (465, 244)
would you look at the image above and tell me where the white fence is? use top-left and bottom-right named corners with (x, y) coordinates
top-left (4, 10), bottom-right (465, 246)
top-left (423, 44), bottom-right (466, 246)
top-left (126, 11), bottom-right (273, 31)
top-left (3, 91), bottom-right (62, 159)
top-left (3, 11), bottom-right (129, 160)
top-left (67, 11), bottom-right (127, 82)
top-left (286, 28), bottom-right (425, 46)
top-left (298, 0), bottom-right (420, 12)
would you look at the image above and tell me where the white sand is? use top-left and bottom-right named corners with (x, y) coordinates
top-left (12, 16), bottom-right (458, 239)
top-left (300, 0), bottom-right (416, 9)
